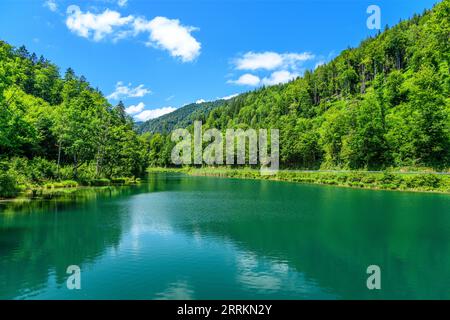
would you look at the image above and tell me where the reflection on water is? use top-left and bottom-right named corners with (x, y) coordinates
top-left (1, 173), bottom-right (450, 299)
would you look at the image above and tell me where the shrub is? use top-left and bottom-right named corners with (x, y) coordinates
top-left (111, 178), bottom-right (127, 185)
top-left (347, 173), bottom-right (364, 183)
top-left (361, 175), bottom-right (376, 184)
top-left (406, 174), bottom-right (441, 189)
top-left (0, 171), bottom-right (20, 198)
top-left (9, 157), bottom-right (58, 183)
top-left (61, 180), bottom-right (78, 188)
top-left (58, 166), bottom-right (75, 181)
top-left (44, 182), bottom-right (54, 189)
top-left (378, 171), bottom-right (403, 187)
top-left (336, 174), bottom-right (348, 183)
top-left (91, 178), bottom-right (110, 186)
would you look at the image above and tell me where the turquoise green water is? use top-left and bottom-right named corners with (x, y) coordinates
top-left (1, 173), bottom-right (450, 299)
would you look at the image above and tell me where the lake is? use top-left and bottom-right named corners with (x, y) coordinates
top-left (1, 173), bottom-right (449, 299)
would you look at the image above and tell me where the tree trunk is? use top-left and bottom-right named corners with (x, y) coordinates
top-left (73, 154), bottom-right (78, 179)
top-left (96, 147), bottom-right (101, 177)
top-left (57, 141), bottom-right (62, 177)
top-left (361, 64), bottom-right (366, 94)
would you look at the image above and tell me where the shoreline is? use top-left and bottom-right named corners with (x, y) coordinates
top-left (148, 167), bottom-right (450, 194)
top-left (0, 180), bottom-right (141, 202)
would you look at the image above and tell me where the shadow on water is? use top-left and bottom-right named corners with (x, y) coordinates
top-left (146, 173), bottom-right (450, 299)
top-left (0, 186), bottom-right (143, 299)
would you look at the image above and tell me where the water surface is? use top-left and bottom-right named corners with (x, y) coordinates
top-left (1, 173), bottom-right (449, 299)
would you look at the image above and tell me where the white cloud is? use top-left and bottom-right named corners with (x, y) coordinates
top-left (235, 52), bottom-right (283, 71)
top-left (261, 70), bottom-right (299, 86)
top-left (227, 73), bottom-right (261, 86)
top-left (134, 107), bottom-right (177, 121)
top-left (134, 16), bottom-right (201, 62)
top-left (196, 99), bottom-right (206, 104)
top-left (44, 0), bottom-right (58, 12)
top-left (107, 82), bottom-right (151, 100)
top-left (228, 70), bottom-right (298, 87)
top-left (66, 5), bottom-right (134, 41)
top-left (219, 93), bottom-right (239, 100)
top-left (125, 102), bottom-right (145, 114)
top-left (118, 0), bottom-right (128, 7)
top-left (234, 51), bottom-right (314, 71)
top-left (64, 6), bottom-right (201, 62)
top-left (228, 51), bottom-right (314, 87)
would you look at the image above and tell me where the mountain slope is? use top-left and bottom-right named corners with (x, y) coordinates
top-left (0, 40), bottom-right (150, 197)
top-left (147, 0), bottom-right (450, 170)
top-left (139, 99), bottom-right (230, 134)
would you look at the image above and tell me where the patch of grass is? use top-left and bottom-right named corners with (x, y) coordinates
top-left (148, 167), bottom-right (450, 194)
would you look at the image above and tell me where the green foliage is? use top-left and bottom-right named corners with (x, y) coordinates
top-left (175, 167), bottom-right (450, 193)
top-left (91, 178), bottom-right (111, 187)
top-left (139, 100), bottom-right (228, 134)
top-left (143, 1), bottom-right (450, 171)
top-left (0, 169), bottom-right (20, 198)
top-left (111, 177), bottom-right (127, 185)
top-left (0, 40), bottom-right (152, 197)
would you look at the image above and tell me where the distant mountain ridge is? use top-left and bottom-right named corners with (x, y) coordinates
top-left (138, 99), bottom-right (231, 134)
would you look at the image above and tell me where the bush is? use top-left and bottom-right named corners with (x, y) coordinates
top-left (91, 178), bottom-right (111, 186)
top-left (9, 157), bottom-right (58, 183)
top-left (61, 180), bottom-right (78, 188)
top-left (58, 166), bottom-right (75, 181)
top-left (0, 171), bottom-right (20, 198)
top-left (406, 174), bottom-right (441, 189)
top-left (111, 177), bottom-right (127, 185)
top-left (43, 182), bottom-right (54, 189)
top-left (361, 175), bottom-right (376, 184)
top-left (347, 173), bottom-right (363, 183)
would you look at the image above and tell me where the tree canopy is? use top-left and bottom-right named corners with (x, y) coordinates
top-left (142, 0), bottom-right (450, 170)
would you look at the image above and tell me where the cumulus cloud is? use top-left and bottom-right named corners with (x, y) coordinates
top-left (125, 102), bottom-right (145, 114)
top-left (227, 73), bottom-right (261, 86)
top-left (44, 0), bottom-right (58, 12)
top-left (234, 51), bottom-right (314, 71)
top-left (195, 99), bottom-right (206, 104)
top-left (66, 5), bottom-right (134, 41)
top-left (134, 107), bottom-right (177, 121)
top-left (228, 71), bottom-right (297, 87)
top-left (107, 82), bottom-right (151, 100)
top-left (261, 70), bottom-right (299, 86)
top-left (228, 51), bottom-right (314, 87)
top-left (134, 16), bottom-right (201, 62)
top-left (64, 6), bottom-right (201, 62)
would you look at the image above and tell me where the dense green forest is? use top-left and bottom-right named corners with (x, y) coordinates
top-left (143, 0), bottom-right (450, 171)
top-left (0, 41), bottom-right (154, 197)
top-left (1, 1), bottom-right (449, 198)
top-left (139, 100), bottom-right (227, 134)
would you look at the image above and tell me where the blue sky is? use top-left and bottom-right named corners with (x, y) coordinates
top-left (0, 0), bottom-right (440, 121)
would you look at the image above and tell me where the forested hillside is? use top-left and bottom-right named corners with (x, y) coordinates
top-left (139, 100), bottom-right (228, 134)
top-left (147, 0), bottom-right (450, 170)
top-left (1, 1), bottom-right (449, 198)
top-left (0, 41), bottom-right (153, 197)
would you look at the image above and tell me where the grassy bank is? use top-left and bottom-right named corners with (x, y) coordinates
top-left (0, 157), bottom-right (144, 200)
top-left (0, 176), bottom-right (141, 200)
top-left (148, 167), bottom-right (450, 194)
